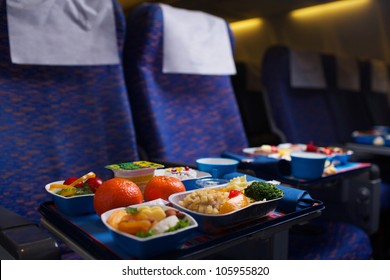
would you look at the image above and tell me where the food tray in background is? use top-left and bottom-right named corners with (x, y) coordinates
top-left (352, 134), bottom-right (390, 146)
top-left (169, 186), bottom-right (282, 234)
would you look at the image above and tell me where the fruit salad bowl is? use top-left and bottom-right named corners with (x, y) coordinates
top-left (100, 200), bottom-right (198, 259)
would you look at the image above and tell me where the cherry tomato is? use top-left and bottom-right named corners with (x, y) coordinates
top-left (85, 177), bottom-right (103, 193)
top-left (228, 190), bottom-right (242, 199)
top-left (63, 177), bottom-right (84, 188)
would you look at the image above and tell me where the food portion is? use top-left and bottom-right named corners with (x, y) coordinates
top-left (93, 178), bottom-right (143, 216)
top-left (105, 161), bottom-right (165, 194)
top-left (163, 166), bottom-right (197, 180)
top-left (144, 175), bottom-right (186, 201)
top-left (178, 176), bottom-right (283, 215)
top-left (106, 205), bottom-right (190, 238)
top-left (49, 172), bottom-right (103, 197)
top-left (106, 161), bottom-right (164, 171)
top-left (243, 181), bottom-right (284, 201)
top-left (252, 144), bottom-right (278, 155)
top-left (305, 142), bottom-right (350, 156)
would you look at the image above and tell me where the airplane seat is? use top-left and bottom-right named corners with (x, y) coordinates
top-left (123, 3), bottom-right (248, 165)
top-left (359, 60), bottom-right (390, 259)
top-left (261, 45), bottom-right (342, 146)
top-left (231, 61), bottom-right (284, 146)
top-left (0, 0), bottom-right (138, 259)
top-left (261, 45), bottom-right (375, 259)
top-left (322, 53), bottom-right (390, 201)
top-left (321, 54), bottom-right (374, 143)
top-left (123, 7), bottom-right (372, 259)
top-left (360, 59), bottom-right (390, 127)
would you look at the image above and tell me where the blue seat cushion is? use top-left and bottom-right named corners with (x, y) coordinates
top-left (289, 219), bottom-right (372, 260)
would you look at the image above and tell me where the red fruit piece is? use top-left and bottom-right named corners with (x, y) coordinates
top-left (85, 177), bottom-right (103, 193)
top-left (228, 189), bottom-right (242, 199)
top-left (306, 141), bottom-right (318, 152)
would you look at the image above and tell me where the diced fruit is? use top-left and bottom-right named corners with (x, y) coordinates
top-left (137, 206), bottom-right (167, 222)
top-left (117, 219), bottom-right (152, 235)
top-left (106, 209), bottom-right (128, 229)
top-left (228, 189), bottom-right (242, 199)
top-left (219, 194), bottom-right (249, 214)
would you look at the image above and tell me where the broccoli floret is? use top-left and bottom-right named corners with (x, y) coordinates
top-left (244, 181), bottom-right (283, 201)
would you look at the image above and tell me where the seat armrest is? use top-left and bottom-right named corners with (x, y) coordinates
top-left (0, 206), bottom-right (61, 259)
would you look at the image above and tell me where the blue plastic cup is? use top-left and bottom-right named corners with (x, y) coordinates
top-left (196, 158), bottom-right (239, 178)
top-left (290, 152), bottom-right (327, 180)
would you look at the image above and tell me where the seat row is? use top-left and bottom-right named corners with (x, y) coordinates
top-left (256, 45), bottom-right (390, 259)
top-left (0, 1), bottom-right (375, 259)
top-left (261, 45), bottom-right (390, 145)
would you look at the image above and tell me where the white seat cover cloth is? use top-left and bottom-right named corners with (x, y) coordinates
top-left (6, 0), bottom-right (119, 65)
top-left (336, 55), bottom-right (360, 91)
top-left (290, 49), bottom-right (326, 89)
top-left (160, 3), bottom-right (236, 75)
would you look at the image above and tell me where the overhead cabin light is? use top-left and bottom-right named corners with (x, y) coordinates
top-left (289, 0), bottom-right (370, 19)
top-left (229, 18), bottom-right (263, 32)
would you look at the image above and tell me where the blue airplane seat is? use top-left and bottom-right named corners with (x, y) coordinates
top-left (360, 59), bottom-right (390, 127)
top-left (321, 53), bottom-right (374, 143)
top-left (261, 45), bottom-right (343, 146)
top-left (231, 61), bottom-right (284, 146)
top-left (0, 0), bottom-right (138, 258)
top-left (123, 3), bottom-right (248, 165)
top-left (260, 45), bottom-right (374, 259)
top-left (123, 8), bottom-right (373, 259)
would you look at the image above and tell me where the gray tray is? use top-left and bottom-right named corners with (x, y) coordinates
top-left (169, 186), bottom-right (282, 234)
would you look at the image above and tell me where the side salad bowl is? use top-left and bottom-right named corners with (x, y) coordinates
top-left (45, 180), bottom-right (95, 216)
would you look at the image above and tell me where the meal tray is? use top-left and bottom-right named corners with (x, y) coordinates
top-left (39, 200), bottom-right (324, 260)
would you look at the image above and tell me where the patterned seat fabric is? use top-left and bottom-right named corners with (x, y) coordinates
top-left (0, 0), bottom-right (139, 224)
top-left (261, 45), bottom-right (342, 145)
top-left (289, 219), bottom-right (372, 260)
top-left (123, 3), bottom-right (248, 165)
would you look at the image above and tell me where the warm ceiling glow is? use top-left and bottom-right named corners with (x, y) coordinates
top-left (229, 18), bottom-right (263, 32)
top-left (290, 0), bottom-right (370, 19)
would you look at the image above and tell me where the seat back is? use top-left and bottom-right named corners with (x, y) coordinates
top-left (261, 45), bottom-right (342, 145)
top-left (360, 59), bottom-right (390, 127)
top-left (231, 62), bottom-right (283, 146)
top-left (0, 0), bottom-right (139, 223)
top-left (322, 54), bottom-right (374, 142)
top-left (123, 3), bottom-right (248, 165)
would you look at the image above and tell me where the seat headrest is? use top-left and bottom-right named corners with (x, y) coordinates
top-left (336, 55), bottom-right (360, 91)
top-left (289, 49), bottom-right (326, 89)
top-left (370, 59), bottom-right (389, 93)
top-left (7, 0), bottom-right (119, 65)
top-left (159, 3), bottom-right (236, 75)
